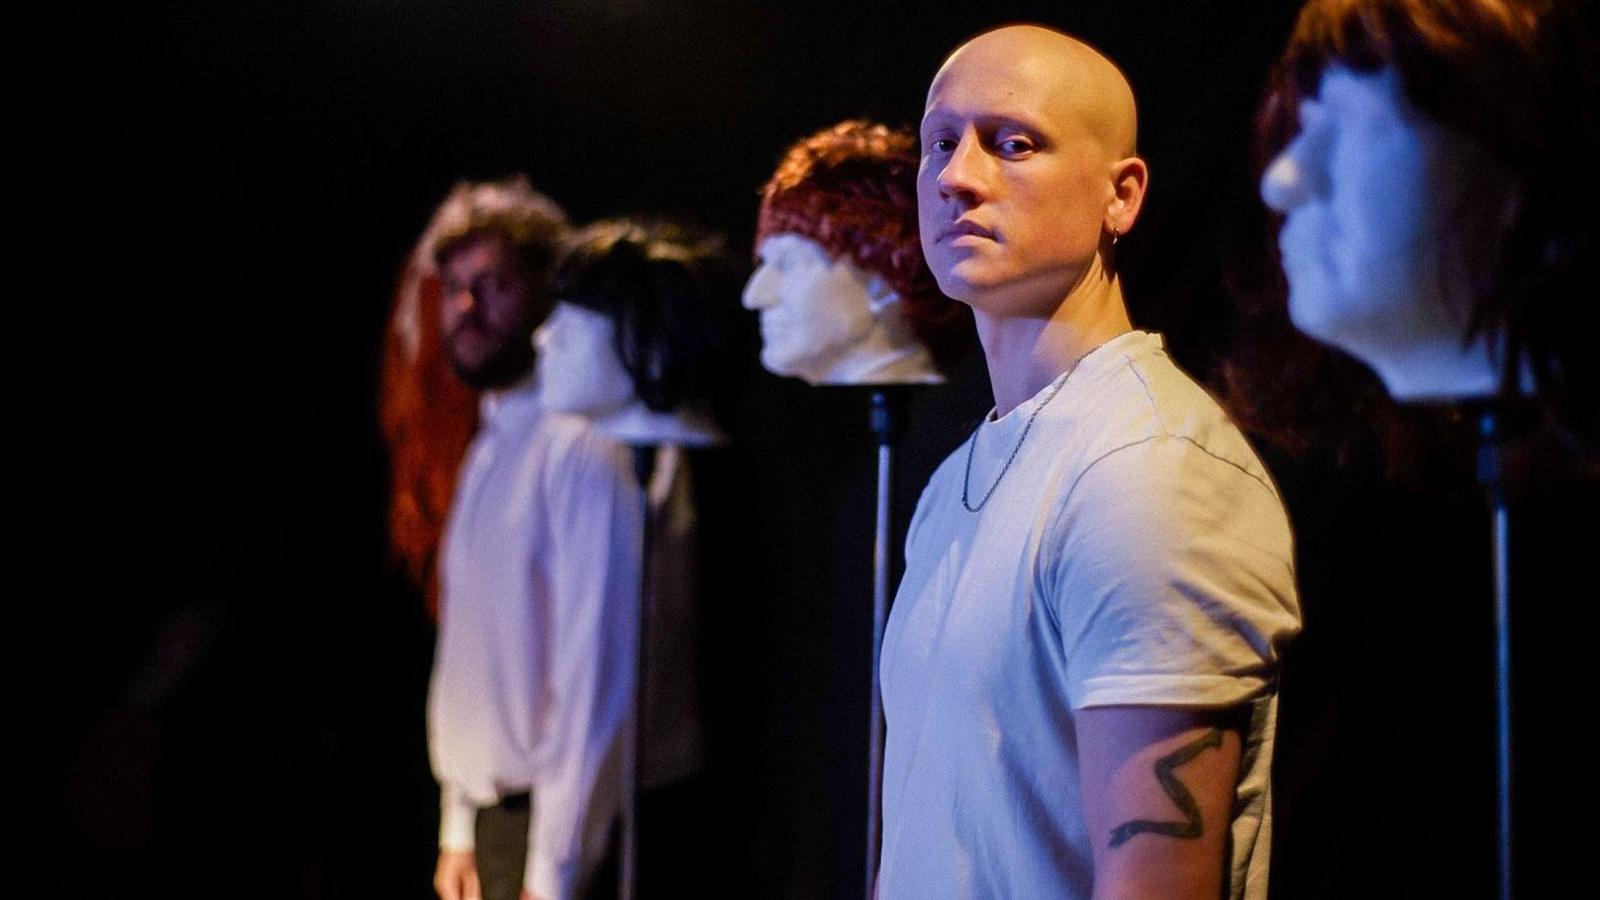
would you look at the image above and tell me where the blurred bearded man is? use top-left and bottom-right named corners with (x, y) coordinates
top-left (380, 177), bottom-right (640, 900)
top-left (877, 26), bottom-right (1301, 899)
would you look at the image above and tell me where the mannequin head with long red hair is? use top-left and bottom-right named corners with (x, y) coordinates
top-left (380, 177), bottom-right (569, 614)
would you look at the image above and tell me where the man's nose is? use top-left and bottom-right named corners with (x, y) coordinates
top-left (448, 286), bottom-right (477, 315)
top-left (936, 134), bottom-right (990, 204)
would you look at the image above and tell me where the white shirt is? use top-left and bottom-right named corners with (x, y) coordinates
top-left (879, 331), bottom-right (1302, 899)
top-left (427, 377), bottom-right (642, 900)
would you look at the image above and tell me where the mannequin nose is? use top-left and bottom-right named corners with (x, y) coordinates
top-left (742, 265), bottom-right (776, 310)
top-left (1260, 148), bottom-right (1312, 211)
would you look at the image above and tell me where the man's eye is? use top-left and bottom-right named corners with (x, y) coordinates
top-left (928, 138), bottom-right (956, 154)
top-left (997, 138), bottom-right (1034, 155)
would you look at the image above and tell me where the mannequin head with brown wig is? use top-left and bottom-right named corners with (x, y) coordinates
top-left (537, 217), bottom-right (738, 446)
top-left (1237, 0), bottom-right (1596, 452)
top-left (744, 120), bottom-right (971, 385)
top-left (380, 176), bottom-right (569, 613)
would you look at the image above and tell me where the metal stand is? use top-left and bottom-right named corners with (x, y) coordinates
top-left (865, 388), bottom-right (905, 900)
top-left (1476, 410), bottom-right (1513, 900)
top-left (620, 445), bottom-right (658, 900)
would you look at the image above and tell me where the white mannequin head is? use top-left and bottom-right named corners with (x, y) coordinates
top-left (1261, 65), bottom-right (1522, 400)
top-left (539, 218), bottom-right (733, 446)
top-left (534, 302), bottom-right (634, 415)
top-left (751, 120), bottom-right (971, 387)
top-left (742, 233), bottom-right (937, 385)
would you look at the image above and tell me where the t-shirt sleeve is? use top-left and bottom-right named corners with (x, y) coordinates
top-left (1043, 435), bottom-right (1300, 710)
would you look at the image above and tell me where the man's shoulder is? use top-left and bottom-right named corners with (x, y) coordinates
top-left (534, 411), bottom-right (632, 473)
top-left (1052, 335), bottom-right (1272, 490)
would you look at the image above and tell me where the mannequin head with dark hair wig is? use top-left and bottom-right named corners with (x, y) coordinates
top-left (380, 176), bottom-right (569, 614)
top-left (536, 217), bottom-right (738, 446)
top-left (745, 119), bottom-right (972, 385)
top-left (1232, 0), bottom-right (1597, 459)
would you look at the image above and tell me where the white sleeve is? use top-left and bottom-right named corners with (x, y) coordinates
top-left (525, 431), bottom-right (643, 900)
top-left (438, 782), bottom-right (477, 851)
top-left (1045, 436), bottom-right (1300, 710)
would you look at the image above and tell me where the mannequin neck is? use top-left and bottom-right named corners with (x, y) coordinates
top-left (1359, 329), bottom-right (1529, 402)
top-left (802, 295), bottom-right (944, 386)
top-left (590, 400), bottom-right (725, 447)
top-left (811, 339), bottom-right (943, 385)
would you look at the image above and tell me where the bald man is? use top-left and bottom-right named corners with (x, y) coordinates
top-left (877, 26), bottom-right (1301, 899)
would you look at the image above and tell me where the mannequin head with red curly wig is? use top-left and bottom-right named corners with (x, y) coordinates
top-left (745, 120), bottom-right (971, 385)
top-left (380, 176), bottom-right (569, 614)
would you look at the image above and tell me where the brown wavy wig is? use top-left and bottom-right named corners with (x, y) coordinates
top-left (756, 120), bottom-right (973, 373)
top-left (379, 177), bottom-right (569, 615)
top-left (1225, 0), bottom-right (1598, 470)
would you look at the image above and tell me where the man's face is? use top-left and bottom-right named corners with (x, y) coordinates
top-left (918, 52), bottom-right (1113, 317)
top-left (437, 232), bottom-right (545, 388)
top-left (741, 233), bottom-right (877, 382)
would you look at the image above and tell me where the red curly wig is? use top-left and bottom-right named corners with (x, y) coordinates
top-left (379, 177), bottom-right (569, 616)
top-left (756, 120), bottom-right (972, 372)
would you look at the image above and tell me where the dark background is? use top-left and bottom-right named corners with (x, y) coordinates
top-left (47, 1), bottom-right (1587, 898)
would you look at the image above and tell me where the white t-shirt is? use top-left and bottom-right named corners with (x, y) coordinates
top-left (879, 330), bottom-right (1301, 900)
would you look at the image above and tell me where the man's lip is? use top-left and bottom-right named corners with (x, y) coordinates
top-left (941, 220), bottom-right (996, 242)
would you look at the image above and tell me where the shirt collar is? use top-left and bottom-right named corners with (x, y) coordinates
top-left (479, 369), bottom-right (541, 422)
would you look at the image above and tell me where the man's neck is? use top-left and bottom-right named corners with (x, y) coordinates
top-left (975, 254), bottom-right (1133, 417)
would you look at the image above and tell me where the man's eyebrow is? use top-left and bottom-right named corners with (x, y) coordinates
top-left (920, 108), bottom-right (1049, 133)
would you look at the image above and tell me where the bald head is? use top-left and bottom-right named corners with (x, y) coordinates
top-left (916, 23), bottom-right (1149, 316)
top-left (929, 25), bottom-right (1137, 159)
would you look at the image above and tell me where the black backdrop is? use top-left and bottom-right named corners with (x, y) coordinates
top-left (54, 2), bottom-right (1587, 898)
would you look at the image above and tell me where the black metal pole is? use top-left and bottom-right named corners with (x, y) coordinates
top-left (1476, 410), bottom-right (1513, 900)
top-left (865, 389), bottom-right (903, 900)
top-left (621, 445), bottom-right (658, 900)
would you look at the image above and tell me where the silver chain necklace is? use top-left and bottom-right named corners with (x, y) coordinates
top-left (960, 349), bottom-right (1095, 513)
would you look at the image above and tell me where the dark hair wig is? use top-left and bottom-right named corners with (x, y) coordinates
top-left (554, 218), bottom-right (742, 416)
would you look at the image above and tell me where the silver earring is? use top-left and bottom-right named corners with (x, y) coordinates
top-left (1111, 227), bottom-right (1120, 246)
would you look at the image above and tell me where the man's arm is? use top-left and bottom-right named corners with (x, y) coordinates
top-left (1078, 706), bottom-right (1243, 900)
top-left (435, 784), bottom-right (482, 900)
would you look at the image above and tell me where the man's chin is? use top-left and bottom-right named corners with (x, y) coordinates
top-left (450, 342), bottom-right (535, 390)
top-left (932, 269), bottom-right (1005, 309)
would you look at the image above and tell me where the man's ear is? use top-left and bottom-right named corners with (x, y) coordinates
top-left (1105, 156), bottom-right (1150, 237)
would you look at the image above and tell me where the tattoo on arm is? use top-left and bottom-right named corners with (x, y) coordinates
top-left (1107, 727), bottom-right (1225, 849)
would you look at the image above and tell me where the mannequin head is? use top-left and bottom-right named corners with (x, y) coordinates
top-left (379, 176), bottom-right (569, 613)
top-left (535, 302), bottom-right (635, 415)
top-left (1257, 0), bottom-right (1595, 411)
top-left (742, 233), bottom-right (902, 380)
top-left (748, 120), bottom-right (970, 384)
top-left (543, 217), bottom-right (738, 435)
